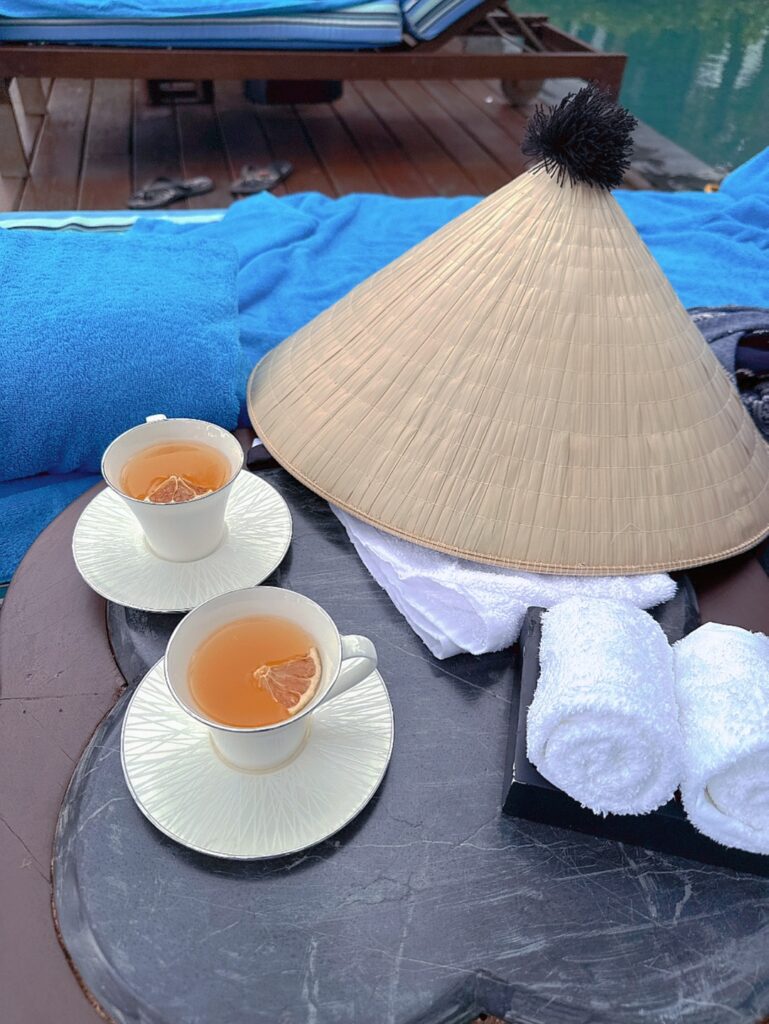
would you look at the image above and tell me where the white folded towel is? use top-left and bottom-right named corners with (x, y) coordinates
top-left (332, 507), bottom-right (676, 659)
top-left (674, 623), bottom-right (769, 855)
top-left (527, 597), bottom-right (683, 815)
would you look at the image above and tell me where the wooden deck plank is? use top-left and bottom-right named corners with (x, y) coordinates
top-left (422, 79), bottom-right (527, 180)
top-left (256, 103), bottom-right (334, 195)
top-left (387, 80), bottom-right (509, 194)
top-left (353, 80), bottom-right (476, 197)
top-left (18, 79), bottom-right (92, 211)
top-left (0, 175), bottom-right (23, 212)
top-left (6, 80), bottom-right (42, 174)
top-left (15, 77), bottom-right (49, 117)
top-left (213, 80), bottom-right (287, 197)
top-left (339, 84), bottom-right (430, 197)
top-left (3, 75), bottom-right (612, 212)
top-left (295, 101), bottom-right (380, 196)
top-left (78, 79), bottom-right (132, 210)
top-left (453, 78), bottom-right (532, 148)
top-left (175, 99), bottom-right (233, 209)
top-left (131, 79), bottom-right (188, 209)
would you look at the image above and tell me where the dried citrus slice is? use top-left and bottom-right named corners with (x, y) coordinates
top-left (252, 648), bottom-right (321, 716)
top-left (144, 475), bottom-right (213, 503)
top-left (145, 475), bottom-right (182, 503)
top-left (186, 479), bottom-right (213, 498)
top-left (173, 477), bottom-right (198, 502)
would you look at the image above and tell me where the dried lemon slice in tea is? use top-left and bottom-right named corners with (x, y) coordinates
top-left (145, 475), bottom-right (182, 503)
top-left (144, 475), bottom-right (213, 504)
top-left (252, 648), bottom-right (322, 716)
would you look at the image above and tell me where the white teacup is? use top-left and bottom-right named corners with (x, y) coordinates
top-left (102, 415), bottom-right (244, 562)
top-left (164, 586), bottom-right (378, 771)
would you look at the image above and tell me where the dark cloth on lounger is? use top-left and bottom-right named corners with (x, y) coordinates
top-left (691, 306), bottom-right (769, 442)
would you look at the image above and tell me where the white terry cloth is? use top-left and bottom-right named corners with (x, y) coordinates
top-left (527, 597), bottom-right (683, 816)
top-left (674, 623), bottom-right (769, 855)
top-left (331, 507), bottom-right (677, 659)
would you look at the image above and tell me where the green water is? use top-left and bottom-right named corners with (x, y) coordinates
top-left (543, 0), bottom-right (769, 171)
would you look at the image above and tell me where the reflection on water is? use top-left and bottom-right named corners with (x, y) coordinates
top-left (543, 0), bottom-right (769, 170)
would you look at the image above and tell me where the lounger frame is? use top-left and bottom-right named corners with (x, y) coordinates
top-left (0, 10), bottom-right (626, 178)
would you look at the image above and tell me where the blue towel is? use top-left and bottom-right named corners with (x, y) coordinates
top-left (0, 229), bottom-right (241, 482)
top-left (0, 471), bottom-right (100, 584)
top-left (4, 148), bottom-right (769, 583)
top-left (0, 0), bottom-right (375, 17)
top-left (134, 192), bottom-right (477, 419)
top-left (615, 148), bottom-right (769, 308)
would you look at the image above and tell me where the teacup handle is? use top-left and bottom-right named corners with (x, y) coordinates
top-left (320, 635), bottom-right (377, 706)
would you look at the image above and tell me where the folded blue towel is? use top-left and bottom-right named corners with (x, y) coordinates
top-left (0, 0), bottom-right (372, 17)
top-left (0, 230), bottom-right (241, 482)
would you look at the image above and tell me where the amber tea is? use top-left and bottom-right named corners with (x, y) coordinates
top-left (120, 441), bottom-right (230, 503)
top-left (189, 615), bottom-right (322, 728)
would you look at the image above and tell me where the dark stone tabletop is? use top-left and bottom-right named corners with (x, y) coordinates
top-left (49, 468), bottom-right (769, 1024)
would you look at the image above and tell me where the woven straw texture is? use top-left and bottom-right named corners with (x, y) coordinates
top-left (248, 170), bottom-right (769, 574)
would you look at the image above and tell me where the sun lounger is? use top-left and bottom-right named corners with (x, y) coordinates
top-left (0, 0), bottom-right (501, 47)
top-left (0, 1), bottom-right (403, 48)
top-left (0, 6), bottom-right (626, 177)
top-left (0, 4), bottom-right (626, 78)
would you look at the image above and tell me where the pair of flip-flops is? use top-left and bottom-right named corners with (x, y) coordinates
top-left (127, 161), bottom-right (294, 209)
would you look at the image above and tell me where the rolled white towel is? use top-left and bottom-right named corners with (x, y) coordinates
top-left (674, 622), bottom-right (769, 855)
top-left (527, 597), bottom-right (683, 815)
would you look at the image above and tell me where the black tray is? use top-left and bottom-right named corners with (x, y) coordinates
top-left (503, 603), bottom-right (769, 877)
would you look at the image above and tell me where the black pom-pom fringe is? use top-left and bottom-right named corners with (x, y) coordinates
top-left (521, 83), bottom-right (637, 190)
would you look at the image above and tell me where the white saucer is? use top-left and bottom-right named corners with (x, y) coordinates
top-left (72, 472), bottom-right (292, 613)
top-left (121, 660), bottom-right (394, 859)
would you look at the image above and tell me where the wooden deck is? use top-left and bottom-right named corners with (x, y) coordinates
top-left (0, 76), bottom-right (535, 212)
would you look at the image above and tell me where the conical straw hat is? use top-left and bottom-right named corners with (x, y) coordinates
top-left (249, 91), bottom-right (769, 575)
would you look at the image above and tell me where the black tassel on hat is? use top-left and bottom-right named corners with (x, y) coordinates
top-left (521, 83), bottom-right (637, 190)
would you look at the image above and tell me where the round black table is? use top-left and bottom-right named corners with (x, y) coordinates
top-left (45, 468), bottom-right (769, 1024)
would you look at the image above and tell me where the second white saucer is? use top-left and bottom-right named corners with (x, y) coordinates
top-left (121, 659), bottom-right (394, 859)
top-left (73, 471), bottom-right (292, 612)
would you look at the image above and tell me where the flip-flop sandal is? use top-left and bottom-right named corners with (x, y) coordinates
top-left (127, 176), bottom-right (214, 210)
top-left (231, 161), bottom-right (293, 196)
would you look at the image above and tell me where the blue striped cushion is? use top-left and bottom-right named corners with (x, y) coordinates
top-left (0, 1), bottom-right (402, 48)
top-left (401, 0), bottom-right (479, 41)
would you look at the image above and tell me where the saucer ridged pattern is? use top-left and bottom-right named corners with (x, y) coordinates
top-left (73, 472), bottom-right (292, 612)
top-left (121, 660), bottom-right (394, 859)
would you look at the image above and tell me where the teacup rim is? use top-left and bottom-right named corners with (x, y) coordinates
top-left (163, 586), bottom-right (343, 735)
top-left (101, 416), bottom-right (245, 509)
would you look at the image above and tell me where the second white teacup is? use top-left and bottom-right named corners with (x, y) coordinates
top-left (164, 586), bottom-right (378, 771)
top-left (102, 414), bottom-right (244, 562)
